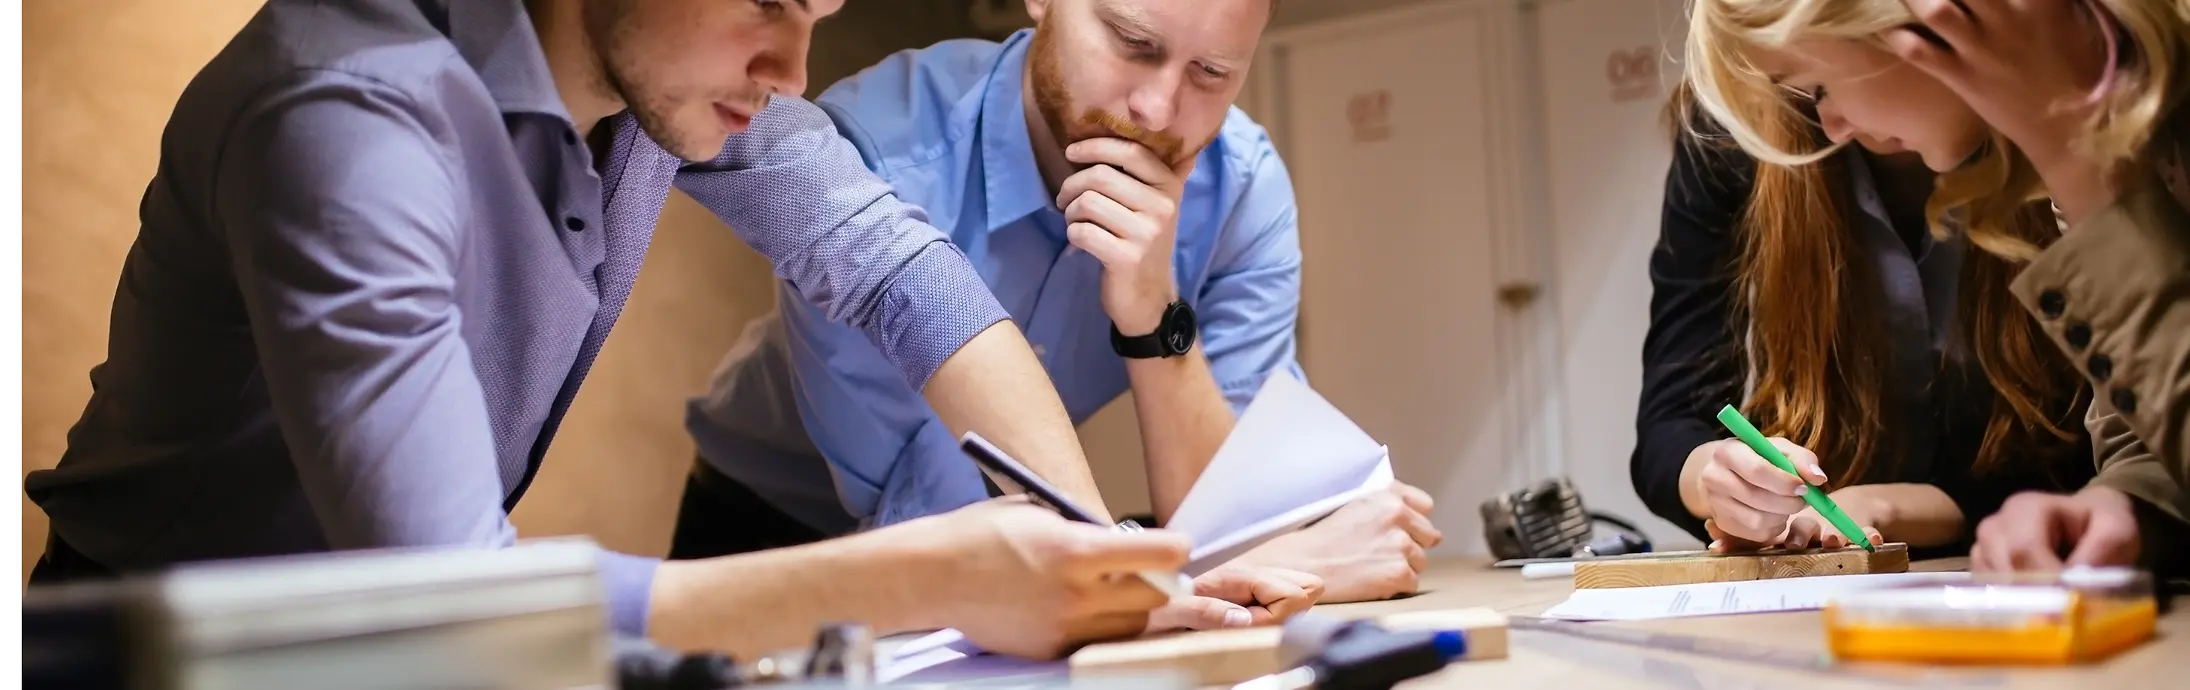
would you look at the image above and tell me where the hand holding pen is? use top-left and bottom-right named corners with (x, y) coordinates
top-left (896, 499), bottom-right (1189, 660)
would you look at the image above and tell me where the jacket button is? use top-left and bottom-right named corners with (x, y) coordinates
top-left (565, 216), bottom-right (586, 232)
top-left (2110, 388), bottom-right (2138, 415)
top-left (2065, 322), bottom-right (2093, 350)
top-left (2038, 289), bottom-right (2066, 319)
top-left (2087, 354), bottom-right (2113, 382)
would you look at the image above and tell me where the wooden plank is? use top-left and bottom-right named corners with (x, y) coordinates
top-left (1068, 608), bottom-right (1506, 686)
top-left (1572, 543), bottom-right (1909, 589)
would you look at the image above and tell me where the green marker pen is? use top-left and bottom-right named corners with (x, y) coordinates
top-left (1714, 404), bottom-right (1875, 552)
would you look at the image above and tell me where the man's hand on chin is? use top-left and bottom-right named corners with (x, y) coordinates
top-left (1144, 565), bottom-right (1324, 633)
top-left (1234, 482), bottom-right (1441, 603)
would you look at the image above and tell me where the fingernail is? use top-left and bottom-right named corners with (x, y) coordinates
top-left (1708, 540), bottom-right (1722, 551)
top-left (1223, 609), bottom-right (1251, 628)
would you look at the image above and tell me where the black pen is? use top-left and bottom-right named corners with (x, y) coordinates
top-left (960, 432), bottom-right (1192, 598)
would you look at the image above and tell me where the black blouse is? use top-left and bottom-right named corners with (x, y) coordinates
top-left (1630, 131), bottom-right (2094, 553)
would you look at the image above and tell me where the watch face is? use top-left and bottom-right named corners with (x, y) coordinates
top-left (1163, 302), bottom-right (1197, 354)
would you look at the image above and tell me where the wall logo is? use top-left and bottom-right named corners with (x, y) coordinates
top-left (1606, 47), bottom-right (1660, 104)
top-left (1347, 89), bottom-right (1393, 143)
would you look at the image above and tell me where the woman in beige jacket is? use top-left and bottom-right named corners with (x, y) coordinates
top-left (1681, 0), bottom-right (2189, 573)
top-left (1879, 0), bottom-right (2190, 572)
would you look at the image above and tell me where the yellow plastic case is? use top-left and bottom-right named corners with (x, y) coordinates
top-left (1824, 568), bottom-right (2158, 665)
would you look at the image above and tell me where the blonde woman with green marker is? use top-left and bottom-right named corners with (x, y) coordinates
top-left (1635, 85), bottom-right (2096, 560)
top-left (1675, 0), bottom-right (2190, 574)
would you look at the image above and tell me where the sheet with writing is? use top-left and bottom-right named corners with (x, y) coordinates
top-left (1540, 572), bottom-right (1973, 621)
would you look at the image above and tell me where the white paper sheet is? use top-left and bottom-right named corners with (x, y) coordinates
top-left (876, 630), bottom-right (1066, 683)
top-left (880, 372), bottom-right (1393, 682)
top-left (1540, 572), bottom-right (1972, 621)
top-left (1164, 371), bottom-right (1389, 547)
top-left (1182, 458), bottom-right (1391, 576)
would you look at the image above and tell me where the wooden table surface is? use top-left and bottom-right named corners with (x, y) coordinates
top-left (1297, 556), bottom-right (2190, 689)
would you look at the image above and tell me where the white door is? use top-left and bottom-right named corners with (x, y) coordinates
top-left (1270, 4), bottom-right (1514, 554)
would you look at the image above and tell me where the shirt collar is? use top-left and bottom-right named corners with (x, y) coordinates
top-left (978, 29), bottom-right (1055, 234)
top-left (442, 0), bottom-right (575, 121)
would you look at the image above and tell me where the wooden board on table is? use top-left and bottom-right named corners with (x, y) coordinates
top-left (1068, 608), bottom-right (1506, 686)
top-left (1572, 542), bottom-right (1909, 589)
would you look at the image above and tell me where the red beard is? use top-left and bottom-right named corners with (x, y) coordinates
top-left (1028, 22), bottom-right (1191, 168)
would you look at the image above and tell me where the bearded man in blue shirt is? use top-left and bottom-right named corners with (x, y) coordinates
top-left (683, 0), bottom-right (1444, 605)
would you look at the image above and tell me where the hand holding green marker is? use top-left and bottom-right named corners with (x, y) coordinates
top-left (1714, 404), bottom-right (1876, 552)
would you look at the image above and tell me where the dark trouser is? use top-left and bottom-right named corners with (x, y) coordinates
top-left (667, 459), bottom-right (831, 560)
top-left (27, 531), bottom-right (116, 587)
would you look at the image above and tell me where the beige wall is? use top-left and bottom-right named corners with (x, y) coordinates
top-left (21, 1), bottom-right (1062, 582)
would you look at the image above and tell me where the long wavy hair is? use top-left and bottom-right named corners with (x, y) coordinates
top-left (1684, 0), bottom-right (2190, 256)
top-left (1663, 78), bottom-right (2086, 486)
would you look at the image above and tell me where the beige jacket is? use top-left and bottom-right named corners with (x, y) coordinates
top-left (2011, 140), bottom-right (2190, 572)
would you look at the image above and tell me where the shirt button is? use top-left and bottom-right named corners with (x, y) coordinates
top-left (2087, 354), bottom-right (2113, 383)
top-left (1032, 344), bottom-right (1048, 358)
top-left (2110, 387), bottom-right (2138, 415)
top-left (564, 130), bottom-right (579, 146)
top-left (2038, 289), bottom-right (2067, 319)
top-left (2064, 322), bottom-right (2093, 350)
top-left (565, 216), bottom-right (586, 232)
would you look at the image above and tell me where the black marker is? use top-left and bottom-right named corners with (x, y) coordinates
top-left (960, 432), bottom-right (1191, 598)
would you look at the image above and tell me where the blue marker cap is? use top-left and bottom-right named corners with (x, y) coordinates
top-left (1431, 631), bottom-right (1466, 660)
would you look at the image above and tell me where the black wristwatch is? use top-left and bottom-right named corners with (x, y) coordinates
top-left (1111, 300), bottom-right (1197, 359)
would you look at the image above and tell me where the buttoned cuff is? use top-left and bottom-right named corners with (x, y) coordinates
top-left (597, 549), bottom-right (661, 637)
top-left (873, 242), bottom-right (1012, 388)
top-left (2010, 180), bottom-right (2190, 472)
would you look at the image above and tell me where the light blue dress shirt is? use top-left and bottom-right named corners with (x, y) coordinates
top-left (686, 29), bottom-right (1306, 532)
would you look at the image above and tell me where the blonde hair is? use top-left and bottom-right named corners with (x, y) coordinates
top-left (1681, 0), bottom-right (2190, 261)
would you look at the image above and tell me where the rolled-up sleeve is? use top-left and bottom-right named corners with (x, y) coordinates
top-left (2010, 174), bottom-right (2190, 486)
top-left (1199, 140), bottom-right (1306, 411)
top-left (215, 73), bottom-right (658, 636)
top-left (675, 97), bottom-right (1011, 387)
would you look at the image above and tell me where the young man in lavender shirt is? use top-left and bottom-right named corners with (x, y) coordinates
top-left (24, 0), bottom-right (1313, 659)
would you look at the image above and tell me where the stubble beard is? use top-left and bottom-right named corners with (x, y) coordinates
top-left (581, 0), bottom-right (717, 161)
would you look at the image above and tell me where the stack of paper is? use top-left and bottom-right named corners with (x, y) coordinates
top-left (881, 372), bottom-right (1394, 681)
